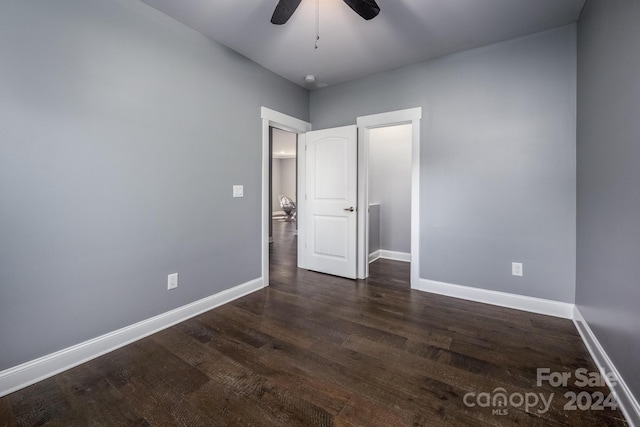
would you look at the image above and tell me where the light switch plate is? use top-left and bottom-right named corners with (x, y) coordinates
top-left (233, 185), bottom-right (244, 198)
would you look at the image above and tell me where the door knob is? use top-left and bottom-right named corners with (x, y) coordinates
top-left (344, 207), bottom-right (355, 212)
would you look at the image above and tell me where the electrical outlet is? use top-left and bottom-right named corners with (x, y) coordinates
top-left (512, 262), bottom-right (523, 277)
top-left (233, 185), bottom-right (244, 198)
top-left (168, 273), bottom-right (178, 290)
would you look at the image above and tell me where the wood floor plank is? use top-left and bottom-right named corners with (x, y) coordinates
top-left (116, 379), bottom-right (183, 427)
top-left (54, 363), bottom-right (148, 426)
top-left (5, 376), bottom-right (70, 427)
top-left (158, 325), bottom-right (352, 419)
top-left (307, 337), bottom-right (497, 426)
top-left (103, 338), bottom-right (210, 398)
top-left (169, 398), bottom-right (220, 427)
top-left (0, 398), bottom-right (16, 427)
top-left (278, 289), bottom-right (454, 349)
top-left (215, 303), bottom-right (329, 348)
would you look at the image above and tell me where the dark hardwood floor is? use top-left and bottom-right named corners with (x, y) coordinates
top-left (0, 220), bottom-right (628, 426)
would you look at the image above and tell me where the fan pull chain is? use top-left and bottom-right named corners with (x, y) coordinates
top-left (315, 0), bottom-right (320, 49)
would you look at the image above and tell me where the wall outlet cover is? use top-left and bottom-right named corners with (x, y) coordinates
top-left (233, 185), bottom-right (244, 198)
top-left (168, 273), bottom-right (178, 290)
top-left (512, 262), bottom-right (523, 277)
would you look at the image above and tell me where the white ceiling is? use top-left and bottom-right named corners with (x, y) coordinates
top-left (139, 0), bottom-right (585, 89)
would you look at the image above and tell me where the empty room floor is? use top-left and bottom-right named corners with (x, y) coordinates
top-left (0, 221), bottom-right (627, 426)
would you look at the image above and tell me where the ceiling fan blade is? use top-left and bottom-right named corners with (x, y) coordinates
top-left (342, 0), bottom-right (380, 20)
top-left (271, 0), bottom-right (303, 25)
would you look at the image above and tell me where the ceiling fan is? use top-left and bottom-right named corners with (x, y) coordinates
top-left (271, 0), bottom-right (381, 25)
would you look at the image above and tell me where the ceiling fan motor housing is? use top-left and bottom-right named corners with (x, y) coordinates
top-left (271, 0), bottom-right (380, 25)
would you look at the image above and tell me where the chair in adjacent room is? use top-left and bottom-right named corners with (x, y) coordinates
top-left (278, 195), bottom-right (296, 221)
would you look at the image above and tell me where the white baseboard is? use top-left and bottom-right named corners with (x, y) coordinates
top-left (416, 278), bottom-right (574, 319)
top-left (573, 307), bottom-right (640, 427)
top-left (369, 250), bottom-right (410, 264)
top-left (0, 277), bottom-right (263, 398)
top-left (379, 250), bottom-right (411, 262)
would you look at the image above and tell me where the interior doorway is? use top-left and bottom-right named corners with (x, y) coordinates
top-left (260, 107), bottom-right (311, 288)
top-left (356, 107), bottom-right (422, 287)
top-left (261, 107), bottom-right (421, 288)
top-left (269, 127), bottom-right (298, 242)
top-left (269, 127), bottom-right (299, 275)
top-left (366, 124), bottom-right (412, 265)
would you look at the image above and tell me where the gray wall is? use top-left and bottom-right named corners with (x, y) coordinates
top-left (576, 0), bottom-right (640, 402)
top-left (369, 124), bottom-right (412, 254)
top-left (0, 0), bottom-right (308, 371)
top-left (311, 25), bottom-right (577, 302)
top-left (368, 204), bottom-right (381, 254)
top-left (271, 157), bottom-right (282, 214)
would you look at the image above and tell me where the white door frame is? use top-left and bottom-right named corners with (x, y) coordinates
top-left (356, 108), bottom-right (422, 288)
top-left (261, 107), bottom-right (311, 288)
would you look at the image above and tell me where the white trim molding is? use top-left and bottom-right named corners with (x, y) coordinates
top-left (573, 307), bottom-right (640, 426)
top-left (356, 107), bottom-right (422, 288)
top-left (357, 107), bottom-right (422, 128)
top-left (261, 107), bottom-right (311, 134)
top-left (417, 278), bottom-right (574, 319)
top-left (0, 278), bottom-right (263, 398)
top-left (369, 250), bottom-right (411, 264)
top-left (260, 107), bottom-right (311, 287)
top-left (379, 250), bottom-right (411, 263)
top-left (296, 132), bottom-right (308, 270)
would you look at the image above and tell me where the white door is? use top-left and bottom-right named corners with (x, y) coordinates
top-left (305, 125), bottom-right (358, 279)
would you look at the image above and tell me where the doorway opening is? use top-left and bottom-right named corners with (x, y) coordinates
top-left (356, 107), bottom-right (422, 287)
top-left (269, 127), bottom-right (298, 271)
top-left (261, 107), bottom-right (421, 288)
top-left (260, 107), bottom-right (311, 288)
top-left (366, 124), bottom-right (412, 266)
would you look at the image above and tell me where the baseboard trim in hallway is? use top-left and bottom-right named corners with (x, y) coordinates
top-left (369, 250), bottom-right (411, 263)
top-left (0, 277), bottom-right (263, 398)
